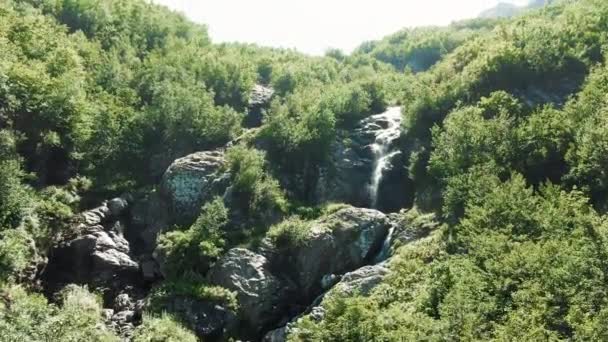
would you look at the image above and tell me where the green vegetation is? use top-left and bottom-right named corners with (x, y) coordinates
top-left (148, 273), bottom-right (238, 313)
top-left (225, 145), bottom-right (287, 222)
top-left (2, 0), bottom-right (608, 340)
top-left (132, 314), bottom-right (197, 342)
top-left (267, 216), bottom-right (313, 249)
top-left (0, 284), bottom-right (118, 341)
top-left (156, 197), bottom-right (228, 278)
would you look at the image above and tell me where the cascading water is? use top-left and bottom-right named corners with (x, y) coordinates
top-left (367, 106), bottom-right (402, 209)
top-left (364, 106), bottom-right (402, 263)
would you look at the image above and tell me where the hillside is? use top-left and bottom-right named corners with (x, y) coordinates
top-left (2, 0), bottom-right (608, 341)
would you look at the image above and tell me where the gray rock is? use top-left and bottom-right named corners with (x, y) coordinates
top-left (263, 326), bottom-right (287, 342)
top-left (246, 84), bottom-right (274, 127)
top-left (42, 208), bottom-right (140, 300)
top-left (114, 293), bottom-right (132, 312)
top-left (332, 264), bottom-right (389, 296)
top-left (208, 248), bottom-right (288, 334)
top-left (129, 191), bottom-right (169, 253)
top-left (266, 264), bottom-right (390, 342)
top-left (155, 296), bottom-right (236, 339)
top-left (160, 150), bottom-right (230, 225)
top-left (315, 107), bottom-right (412, 211)
top-left (289, 207), bottom-right (390, 300)
top-left (112, 310), bottom-right (135, 325)
top-left (80, 197), bottom-right (130, 227)
top-left (107, 197), bottom-right (129, 217)
top-left (102, 309), bottom-right (114, 321)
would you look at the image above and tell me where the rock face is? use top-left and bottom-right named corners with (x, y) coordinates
top-left (155, 296), bottom-right (237, 339)
top-left (160, 150), bottom-right (230, 225)
top-left (245, 84), bottom-right (274, 128)
top-left (207, 248), bottom-right (288, 335)
top-left (263, 263), bottom-right (390, 342)
top-left (316, 107), bottom-right (413, 212)
top-left (196, 206), bottom-right (391, 340)
top-left (42, 198), bottom-right (141, 302)
top-left (275, 206), bottom-right (391, 303)
top-left (129, 191), bottom-right (169, 254)
top-left (331, 264), bottom-right (390, 296)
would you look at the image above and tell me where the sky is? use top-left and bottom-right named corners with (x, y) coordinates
top-left (152, 0), bottom-right (529, 55)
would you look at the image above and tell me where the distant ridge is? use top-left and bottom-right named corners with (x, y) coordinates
top-left (479, 0), bottom-right (554, 19)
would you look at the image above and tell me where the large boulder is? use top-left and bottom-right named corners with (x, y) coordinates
top-left (160, 150), bottom-right (230, 225)
top-left (207, 248), bottom-right (289, 336)
top-left (263, 264), bottom-right (390, 342)
top-left (245, 84), bottom-right (274, 128)
top-left (42, 198), bottom-right (141, 302)
top-left (151, 295), bottom-right (237, 340)
top-left (272, 206), bottom-right (391, 303)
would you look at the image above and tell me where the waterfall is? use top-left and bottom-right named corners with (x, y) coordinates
top-left (367, 106), bottom-right (402, 209)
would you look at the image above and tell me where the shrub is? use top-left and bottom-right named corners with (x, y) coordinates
top-left (132, 314), bottom-right (197, 342)
top-left (149, 274), bottom-right (238, 313)
top-left (267, 216), bottom-right (312, 249)
top-left (156, 197), bottom-right (228, 277)
top-left (0, 228), bottom-right (37, 282)
top-left (0, 284), bottom-right (118, 342)
top-left (0, 159), bottom-right (32, 230)
top-left (225, 145), bottom-right (287, 218)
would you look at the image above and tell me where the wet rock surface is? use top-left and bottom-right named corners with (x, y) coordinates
top-left (316, 107), bottom-right (413, 211)
top-left (284, 207), bottom-right (391, 301)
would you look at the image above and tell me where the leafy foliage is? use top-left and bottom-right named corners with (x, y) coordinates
top-left (156, 197), bottom-right (228, 277)
top-left (132, 314), bottom-right (197, 342)
top-left (0, 284), bottom-right (119, 341)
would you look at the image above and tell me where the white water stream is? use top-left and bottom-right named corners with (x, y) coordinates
top-left (367, 106), bottom-right (402, 209)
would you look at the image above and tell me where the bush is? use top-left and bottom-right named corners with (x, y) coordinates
top-left (225, 145), bottom-right (287, 219)
top-left (0, 284), bottom-right (118, 342)
top-left (0, 159), bottom-right (32, 230)
top-left (156, 197), bottom-right (228, 277)
top-left (149, 274), bottom-right (238, 313)
top-left (0, 229), bottom-right (37, 282)
top-left (132, 314), bottom-right (197, 342)
top-left (267, 216), bottom-right (312, 249)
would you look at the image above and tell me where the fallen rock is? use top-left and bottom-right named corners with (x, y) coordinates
top-left (331, 264), bottom-right (389, 296)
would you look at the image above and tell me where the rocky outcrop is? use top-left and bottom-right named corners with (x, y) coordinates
top-left (103, 293), bottom-right (146, 338)
top-left (41, 198), bottom-right (141, 303)
top-left (129, 191), bottom-right (169, 254)
top-left (245, 84), bottom-right (274, 128)
top-left (190, 206), bottom-right (392, 340)
top-left (153, 295), bottom-right (237, 340)
top-left (316, 108), bottom-right (412, 212)
top-left (286, 207), bottom-right (390, 301)
top-left (331, 264), bottom-right (389, 296)
top-left (207, 248), bottom-right (289, 336)
top-left (160, 150), bottom-right (230, 225)
top-left (263, 263), bottom-right (390, 342)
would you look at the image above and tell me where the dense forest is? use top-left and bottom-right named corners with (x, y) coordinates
top-left (2, 0), bottom-right (608, 341)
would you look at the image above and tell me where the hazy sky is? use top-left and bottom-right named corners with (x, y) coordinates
top-left (153, 0), bottom-right (528, 55)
